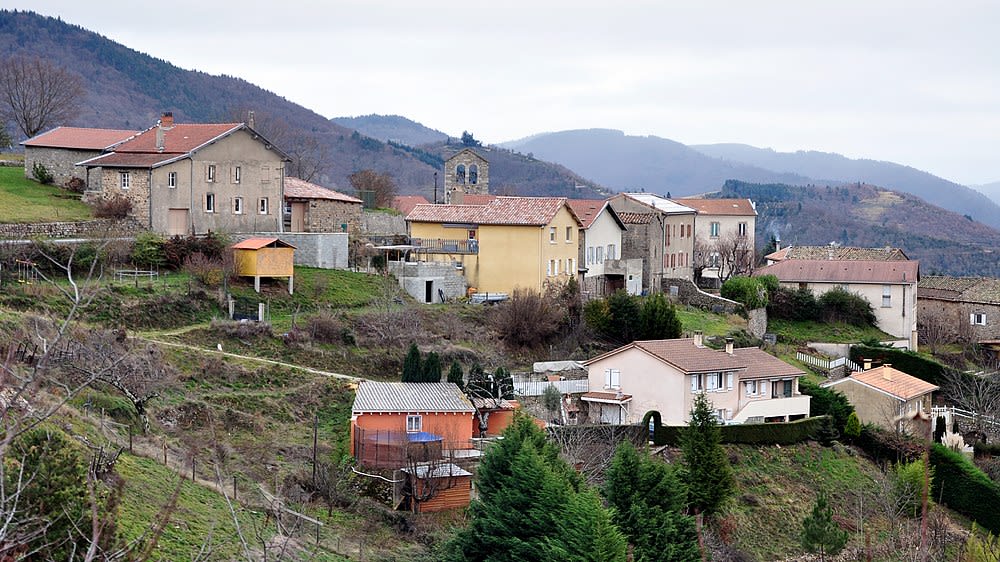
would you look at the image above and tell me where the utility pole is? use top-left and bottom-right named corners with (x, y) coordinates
top-left (433, 172), bottom-right (438, 204)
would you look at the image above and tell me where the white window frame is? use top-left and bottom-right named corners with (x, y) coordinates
top-left (738, 222), bottom-right (747, 237)
top-left (596, 246), bottom-right (604, 263)
top-left (167, 171), bottom-right (176, 188)
top-left (406, 414), bottom-right (422, 433)
top-left (882, 285), bottom-right (892, 308)
top-left (568, 258), bottom-right (575, 274)
top-left (710, 222), bottom-right (720, 238)
top-left (608, 244), bottom-right (616, 260)
top-left (746, 380), bottom-right (758, 396)
top-left (207, 164), bottom-right (216, 183)
top-left (119, 171), bottom-right (130, 190)
top-left (706, 372), bottom-right (724, 391)
top-left (972, 313), bottom-right (988, 326)
top-left (550, 226), bottom-right (556, 243)
top-left (258, 197), bottom-right (269, 215)
top-left (566, 226), bottom-right (572, 243)
top-left (233, 197), bottom-right (244, 215)
top-left (604, 368), bottom-right (621, 389)
top-left (691, 374), bottom-right (703, 392)
top-left (587, 246), bottom-right (594, 265)
top-left (233, 165), bottom-right (241, 184)
top-left (205, 193), bottom-right (216, 213)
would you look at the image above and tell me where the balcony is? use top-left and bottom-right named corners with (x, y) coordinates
top-left (732, 394), bottom-right (811, 424)
top-left (411, 238), bottom-right (479, 254)
top-left (602, 259), bottom-right (627, 275)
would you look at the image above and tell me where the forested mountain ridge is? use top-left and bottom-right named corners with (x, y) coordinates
top-left (331, 114), bottom-right (450, 147)
top-left (721, 180), bottom-right (1000, 276)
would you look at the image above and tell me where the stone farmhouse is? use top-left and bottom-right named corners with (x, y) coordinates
top-left (283, 176), bottom-right (363, 234)
top-left (918, 276), bottom-right (1000, 344)
top-left (22, 126), bottom-right (138, 189)
top-left (78, 113), bottom-right (290, 236)
top-left (607, 193), bottom-right (697, 293)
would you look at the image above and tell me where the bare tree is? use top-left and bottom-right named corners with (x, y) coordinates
top-left (349, 169), bottom-right (397, 208)
top-left (694, 232), bottom-right (754, 286)
top-left (941, 369), bottom-right (1000, 436)
top-left (918, 308), bottom-right (958, 354)
top-left (0, 55), bottom-right (85, 139)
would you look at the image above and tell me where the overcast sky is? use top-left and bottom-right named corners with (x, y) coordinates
top-left (9, 1), bottom-right (1000, 185)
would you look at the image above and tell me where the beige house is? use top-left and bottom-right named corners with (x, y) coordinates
top-left (581, 334), bottom-right (810, 425)
top-left (679, 198), bottom-right (757, 288)
top-left (283, 177), bottom-right (362, 233)
top-left (567, 199), bottom-right (637, 296)
top-left (755, 258), bottom-right (919, 348)
top-left (22, 127), bottom-right (138, 189)
top-left (78, 113), bottom-right (289, 235)
top-left (608, 193), bottom-right (697, 291)
top-left (822, 365), bottom-right (937, 433)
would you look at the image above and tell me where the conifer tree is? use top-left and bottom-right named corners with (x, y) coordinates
top-left (554, 489), bottom-right (627, 562)
top-left (637, 293), bottom-right (682, 340)
top-left (422, 351), bottom-right (442, 382)
top-left (801, 492), bottom-right (848, 561)
top-left (401, 343), bottom-right (421, 382)
top-left (680, 393), bottom-right (734, 516)
top-left (447, 360), bottom-right (464, 388)
top-left (844, 411), bottom-right (861, 441)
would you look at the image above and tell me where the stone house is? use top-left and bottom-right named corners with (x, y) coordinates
top-left (78, 113), bottom-right (289, 236)
top-left (581, 334), bottom-right (810, 425)
top-left (22, 126), bottom-right (138, 189)
top-left (566, 199), bottom-right (638, 296)
top-left (918, 276), bottom-right (1000, 343)
top-left (283, 177), bottom-right (362, 233)
top-left (443, 148), bottom-right (489, 204)
top-left (678, 198), bottom-right (757, 288)
top-left (822, 365), bottom-right (937, 433)
top-left (755, 256), bottom-right (919, 348)
top-left (607, 193), bottom-right (696, 292)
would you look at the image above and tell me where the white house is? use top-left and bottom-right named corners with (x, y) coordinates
top-left (567, 199), bottom-right (639, 296)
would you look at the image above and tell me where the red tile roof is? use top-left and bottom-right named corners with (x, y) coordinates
top-left (231, 237), bottom-right (295, 250)
top-left (22, 126), bottom-right (138, 150)
top-left (407, 196), bottom-right (580, 226)
top-left (392, 195), bottom-right (431, 216)
top-left (830, 365), bottom-right (938, 401)
top-left (765, 245), bottom-right (909, 262)
top-left (113, 123), bottom-right (242, 154)
top-left (731, 347), bottom-right (805, 380)
top-left (677, 198), bottom-right (756, 216)
top-left (755, 259), bottom-right (918, 284)
top-left (617, 212), bottom-right (653, 224)
top-left (919, 276), bottom-right (1000, 305)
top-left (567, 199), bottom-right (609, 229)
top-left (586, 338), bottom-right (747, 374)
top-left (461, 194), bottom-right (498, 206)
top-left (284, 177), bottom-right (361, 203)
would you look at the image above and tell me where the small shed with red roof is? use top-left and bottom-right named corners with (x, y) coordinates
top-left (232, 237), bottom-right (296, 293)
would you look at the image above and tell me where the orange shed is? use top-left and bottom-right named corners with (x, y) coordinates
top-left (232, 237), bottom-right (295, 294)
top-left (400, 462), bottom-right (473, 513)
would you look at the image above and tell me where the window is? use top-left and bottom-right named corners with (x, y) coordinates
top-left (207, 164), bottom-right (216, 182)
top-left (549, 226), bottom-right (556, 243)
top-left (716, 409), bottom-right (728, 422)
top-left (690, 374), bottom-right (703, 392)
top-left (708, 252), bottom-right (720, 268)
top-left (260, 165), bottom-right (271, 183)
top-left (710, 222), bottom-right (721, 238)
top-left (566, 226), bottom-right (572, 242)
top-left (738, 222), bottom-right (748, 237)
top-left (745, 380), bottom-right (758, 396)
top-left (568, 258), bottom-right (574, 274)
top-left (167, 171), bottom-right (177, 188)
top-left (406, 415), bottom-right (422, 432)
top-left (205, 193), bottom-right (216, 213)
top-left (607, 244), bottom-right (616, 260)
top-left (772, 379), bottom-right (793, 398)
top-left (233, 197), bottom-right (244, 214)
top-left (687, 224), bottom-right (692, 237)
top-left (468, 164), bottom-right (478, 184)
top-left (547, 260), bottom-right (553, 276)
top-left (233, 166), bottom-right (241, 184)
top-left (119, 172), bottom-right (130, 189)
top-left (972, 313), bottom-right (988, 326)
top-left (882, 285), bottom-right (892, 308)
top-left (604, 368), bottom-right (621, 389)
top-left (705, 372), bottom-right (724, 391)
top-left (258, 197), bottom-right (269, 214)
top-left (554, 259), bottom-right (560, 275)
top-left (456, 164), bottom-right (466, 184)
top-left (587, 246), bottom-right (594, 265)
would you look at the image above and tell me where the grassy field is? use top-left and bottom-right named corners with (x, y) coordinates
top-left (0, 166), bottom-right (93, 222)
top-left (767, 317), bottom-right (893, 344)
top-left (676, 305), bottom-right (745, 337)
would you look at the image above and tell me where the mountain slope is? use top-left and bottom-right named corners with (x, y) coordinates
top-left (331, 114), bottom-right (450, 146)
top-left (501, 129), bottom-right (812, 196)
top-left (972, 181), bottom-right (1000, 206)
top-left (692, 143), bottom-right (1000, 229)
top-left (722, 179), bottom-right (1000, 276)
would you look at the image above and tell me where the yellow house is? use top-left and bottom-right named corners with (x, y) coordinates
top-left (405, 197), bottom-right (582, 294)
top-left (232, 237), bottom-right (296, 294)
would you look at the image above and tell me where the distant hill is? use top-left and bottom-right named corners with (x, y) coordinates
top-left (331, 114), bottom-right (450, 147)
top-left (692, 143), bottom-right (1000, 229)
top-left (722, 180), bottom-right (1000, 276)
top-left (501, 129), bottom-right (812, 196)
top-left (972, 181), bottom-right (1000, 206)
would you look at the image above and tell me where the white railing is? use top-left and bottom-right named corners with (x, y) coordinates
top-left (796, 352), bottom-right (861, 373)
top-left (513, 379), bottom-right (590, 396)
top-left (931, 405), bottom-right (1000, 431)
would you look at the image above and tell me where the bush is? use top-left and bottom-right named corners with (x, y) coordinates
top-left (757, 274), bottom-right (779, 298)
top-left (894, 459), bottom-right (932, 517)
top-left (64, 176), bottom-right (86, 193)
top-left (856, 424), bottom-right (924, 465)
top-left (184, 252), bottom-right (227, 286)
top-left (490, 288), bottom-right (560, 348)
top-left (649, 416), bottom-right (825, 447)
top-left (818, 287), bottom-right (876, 326)
top-left (930, 443), bottom-right (1000, 533)
top-left (768, 287), bottom-right (820, 321)
top-left (721, 276), bottom-right (768, 310)
top-left (308, 311), bottom-right (354, 345)
top-left (92, 196), bottom-right (133, 219)
top-left (31, 161), bottom-right (53, 184)
top-left (583, 291), bottom-right (680, 344)
top-left (131, 231), bottom-right (166, 268)
top-left (799, 379), bottom-right (854, 430)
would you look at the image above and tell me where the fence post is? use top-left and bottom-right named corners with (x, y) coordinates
top-left (233, 475), bottom-right (237, 501)
top-left (128, 425), bottom-right (132, 453)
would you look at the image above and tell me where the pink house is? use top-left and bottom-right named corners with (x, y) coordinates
top-left (582, 334), bottom-right (810, 425)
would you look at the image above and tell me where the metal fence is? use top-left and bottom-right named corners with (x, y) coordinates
top-left (796, 352), bottom-right (861, 373)
top-left (513, 379), bottom-right (590, 396)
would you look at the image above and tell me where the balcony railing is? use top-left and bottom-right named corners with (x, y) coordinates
top-left (411, 238), bottom-right (479, 254)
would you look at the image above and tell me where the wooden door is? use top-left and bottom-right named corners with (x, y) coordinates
top-left (290, 202), bottom-right (306, 232)
top-left (167, 208), bottom-right (188, 236)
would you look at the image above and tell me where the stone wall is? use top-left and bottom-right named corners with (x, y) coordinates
top-left (662, 277), bottom-right (741, 314)
top-left (24, 147), bottom-right (100, 189)
top-left (0, 219), bottom-right (142, 239)
top-left (443, 149), bottom-right (489, 203)
top-left (304, 199), bottom-right (362, 233)
top-left (388, 260), bottom-right (467, 303)
top-left (361, 210), bottom-right (406, 237)
top-left (747, 307), bottom-right (767, 338)
top-left (232, 232), bottom-right (349, 269)
top-left (99, 168), bottom-right (151, 227)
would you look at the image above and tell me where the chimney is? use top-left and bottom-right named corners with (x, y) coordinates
top-left (156, 111), bottom-right (174, 152)
top-left (863, 359), bottom-right (872, 371)
top-left (247, 110), bottom-right (255, 129)
top-left (159, 111), bottom-right (174, 128)
top-left (693, 331), bottom-right (703, 347)
top-left (725, 337), bottom-right (734, 355)
top-left (882, 365), bottom-right (893, 381)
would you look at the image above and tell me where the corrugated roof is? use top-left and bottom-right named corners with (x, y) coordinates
top-left (677, 198), bottom-right (756, 216)
top-left (731, 347), bottom-right (805, 380)
top-left (755, 259), bottom-right (918, 284)
top-left (231, 237), bottom-right (296, 250)
top-left (620, 193), bottom-right (696, 214)
top-left (766, 245), bottom-right (909, 262)
top-left (407, 196), bottom-right (579, 226)
top-left (113, 123), bottom-right (242, 153)
top-left (392, 195), bottom-right (431, 216)
top-left (284, 177), bottom-right (361, 203)
top-left (22, 126), bottom-right (138, 150)
top-left (830, 366), bottom-right (938, 401)
top-left (352, 382), bottom-right (474, 413)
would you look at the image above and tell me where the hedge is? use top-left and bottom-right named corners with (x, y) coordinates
top-left (855, 425), bottom-right (924, 465)
top-left (930, 444), bottom-right (1000, 533)
top-left (973, 441), bottom-right (1000, 458)
top-left (648, 415), bottom-right (826, 446)
top-left (849, 345), bottom-right (949, 387)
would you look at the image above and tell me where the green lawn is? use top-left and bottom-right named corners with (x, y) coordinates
top-left (0, 166), bottom-right (93, 222)
top-left (767, 318), bottom-right (893, 344)
top-left (676, 305), bottom-right (745, 337)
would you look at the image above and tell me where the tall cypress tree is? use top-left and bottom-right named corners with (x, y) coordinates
top-left (422, 351), bottom-right (442, 383)
top-left (680, 393), bottom-right (735, 516)
top-left (401, 343), bottom-right (421, 382)
top-left (447, 361), bottom-right (464, 388)
top-left (637, 293), bottom-right (682, 340)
